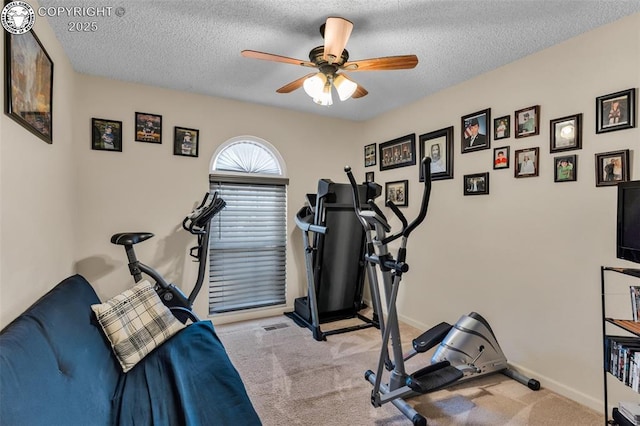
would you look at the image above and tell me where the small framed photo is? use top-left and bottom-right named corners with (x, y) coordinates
top-left (596, 88), bottom-right (636, 134)
top-left (595, 149), bottom-right (630, 187)
top-left (461, 108), bottom-right (491, 153)
top-left (135, 112), bottom-right (162, 143)
top-left (173, 126), bottom-right (199, 157)
top-left (463, 172), bottom-right (489, 196)
top-left (379, 134), bottom-right (416, 171)
top-left (514, 147), bottom-right (539, 178)
top-left (92, 118), bottom-right (122, 152)
top-left (493, 146), bottom-right (510, 170)
top-left (494, 115), bottom-right (510, 140)
top-left (554, 154), bottom-right (577, 183)
top-left (364, 143), bottom-right (376, 167)
top-left (385, 180), bottom-right (408, 207)
top-left (515, 105), bottom-right (540, 138)
top-left (550, 113), bottom-right (582, 153)
top-left (419, 126), bottom-right (454, 181)
top-left (365, 171), bottom-right (375, 183)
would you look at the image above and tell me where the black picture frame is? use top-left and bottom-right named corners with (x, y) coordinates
top-left (173, 126), bottom-right (199, 157)
top-left (494, 115), bottom-right (510, 140)
top-left (463, 172), bottom-right (489, 196)
top-left (550, 113), bottom-right (582, 153)
top-left (596, 88), bottom-right (636, 134)
top-left (419, 126), bottom-right (454, 182)
top-left (135, 112), bottom-right (162, 143)
top-left (514, 147), bottom-right (539, 178)
top-left (515, 105), bottom-right (540, 139)
top-left (92, 118), bottom-right (122, 152)
top-left (379, 134), bottom-right (416, 171)
top-left (5, 29), bottom-right (54, 144)
top-left (493, 146), bottom-right (510, 170)
top-left (364, 143), bottom-right (376, 167)
top-left (554, 154), bottom-right (577, 183)
top-left (461, 108), bottom-right (491, 153)
top-left (385, 180), bottom-right (408, 207)
top-left (365, 171), bottom-right (375, 183)
top-left (595, 149), bottom-right (630, 187)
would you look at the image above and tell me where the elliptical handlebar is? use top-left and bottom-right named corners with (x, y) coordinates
top-left (344, 166), bottom-right (390, 232)
top-left (403, 157), bottom-right (432, 238)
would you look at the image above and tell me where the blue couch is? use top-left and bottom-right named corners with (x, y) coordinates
top-left (0, 274), bottom-right (261, 426)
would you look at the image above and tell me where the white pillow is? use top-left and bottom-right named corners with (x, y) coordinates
top-left (91, 280), bottom-right (185, 372)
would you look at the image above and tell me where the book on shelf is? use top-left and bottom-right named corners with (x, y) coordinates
top-left (619, 401), bottom-right (640, 426)
top-left (632, 286), bottom-right (640, 322)
top-left (605, 336), bottom-right (640, 392)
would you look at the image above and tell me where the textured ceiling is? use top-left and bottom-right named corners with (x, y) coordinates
top-left (38, 1), bottom-right (640, 121)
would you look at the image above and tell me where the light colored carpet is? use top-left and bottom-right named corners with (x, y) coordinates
top-left (215, 315), bottom-right (602, 426)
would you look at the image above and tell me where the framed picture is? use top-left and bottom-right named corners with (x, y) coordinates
top-left (364, 143), bottom-right (376, 167)
top-left (92, 118), bottom-right (122, 152)
top-left (550, 113), bottom-right (582, 153)
top-left (418, 126), bottom-right (454, 181)
top-left (135, 112), bottom-right (162, 143)
top-left (174, 126), bottom-right (199, 157)
top-left (514, 147), bottom-right (539, 178)
top-left (463, 172), bottom-right (489, 196)
top-left (494, 115), bottom-right (510, 140)
top-left (385, 180), bottom-right (408, 207)
top-left (365, 171), bottom-right (375, 183)
top-left (554, 155), bottom-right (577, 183)
top-left (596, 88), bottom-right (636, 134)
top-left (461, 108), bottom-right (491, 153)
top-left (515, 105), bottom-right (540, 138)
top-left (379, 134), bottom-right (416, 171)
top-left (5, 30), bottom-right (54, 144)
top-left (595, 149), bottom-right (630, 187)
top-left (493, 146), bottom-right (510, 170)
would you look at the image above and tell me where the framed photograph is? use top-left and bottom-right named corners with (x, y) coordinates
top-left (514, 147), bottom-right (539, 178)
top-left (550, 113), bottom-right (582, 153)
top-left (515, 105), bottom-right (540, 138)
top-left (494, 115), bottom-right (510, 140)
top-left (379, 134), bottom-right (416, 171)
top-left (595, 149), bottom-right (630, 187)
top-left (554, 154), bottom-right (577, 183)
top-left (135, 112), bottom-right (162, 143)
top-left (365, 171), bottom-right (375, 183)
top-left (463, 172), bottom-right (489, 196)
top-left (493, 146), bottom-right (510, 170)
top-left (174, 126), bottom-right (199, 157)
top-left (364, 143), bottom-right (376, 167)
top-left (385, 180), bottom-right (408, 207)
top-left (5, 30), bottom-right (54, 144)
top-left (418, 126), bottom-right (454, 181)
top-left (596, 88), bottom-right (636, 134)
top-left (92, 118), bottom-right (122, 152)
top-left (461, 108), bottom-right (491, 153)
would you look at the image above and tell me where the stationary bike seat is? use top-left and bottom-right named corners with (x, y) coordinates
top-left (111, 232), bottom-right (154, 245)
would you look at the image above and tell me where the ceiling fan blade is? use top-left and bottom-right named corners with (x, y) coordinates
top-left (342, 55), bottom-right (418, 71)
top-left (276, 73), bottom-right (316, 93)
top-left (241, 50), bottom-right (316, 68)
top-left (323, 17), bottom-right (353, 64)
top-left (342, 73), bottom-right (368, 99)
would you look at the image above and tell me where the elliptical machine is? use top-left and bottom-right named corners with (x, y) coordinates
top-left (345, 158), bottom-right (539, 426)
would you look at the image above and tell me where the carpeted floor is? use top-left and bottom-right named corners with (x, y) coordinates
top-left (215, 315), bottom-right (602, 426)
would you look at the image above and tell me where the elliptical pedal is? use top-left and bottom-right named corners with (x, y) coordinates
top-left (406, 361), bottom-right (464, 394)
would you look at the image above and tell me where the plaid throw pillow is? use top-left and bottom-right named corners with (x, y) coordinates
top-left (91, 280), bottom-right (186, 372)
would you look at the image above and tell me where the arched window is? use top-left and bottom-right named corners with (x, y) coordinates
top-left (208, 136), bottom-right (288, 314)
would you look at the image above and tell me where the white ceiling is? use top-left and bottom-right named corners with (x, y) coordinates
top-left (38, 1), bottom-right (640, 121)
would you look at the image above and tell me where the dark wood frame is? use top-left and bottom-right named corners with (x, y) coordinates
top-left (135, 112), bottom-right (162, 144)
top-left (461, 108), bottom-right (491, 153)
top-left (379, 134), bottom-right (416, 171)
top-left (92, 118), bottom-right (122, 152)
top-left (514, 147), bottom-right (540, 178)
top-left (365, 171), bottom-right (375, 183)
top-left (595, 149), bottom-right (630, 187)
top-left (364, 143), bottom-right (376, 167)
top-left (493, 146), bottom-right (510, 170)
top-left (173, 126), bottom-right (199, 157)
top-left (5, 29), bottom-right (54, 143)
top-left (385, 180), bottom-right (409, 207)
top-left (515, 105), bottom-right (540, 139)
top-left (554, 154), bottom-right (577, 183)
top-left (493, 115), bottom-right (510, 140)
top-left (463, 172), bottom-right (489, 196)
top-left (550, 113), bottom-right (582, 153)
top-left (596, 88), bottom-right (636, 134)
top-left (419, 126), bottom-right (453, 182)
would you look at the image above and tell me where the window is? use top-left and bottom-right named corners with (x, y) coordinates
top-left (209, 137), bottom-right (288, 314)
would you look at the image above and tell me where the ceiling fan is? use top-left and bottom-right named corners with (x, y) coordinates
top-left (241, 17), bottom-right (418, 106)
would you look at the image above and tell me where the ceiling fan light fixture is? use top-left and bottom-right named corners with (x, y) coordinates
top-left (303, 73), bottom-right (326, 98)
top-left (334, 74), bottom-right (358, 101)
top-left (313, 82), bottom-right (333, 106)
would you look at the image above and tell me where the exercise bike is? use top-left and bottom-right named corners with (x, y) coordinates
top-left (110, 192), bottom-right (226, 323)
top-left (345, 158), bottom-right (539, 426)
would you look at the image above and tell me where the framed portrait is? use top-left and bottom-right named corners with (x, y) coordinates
top-left (364, 143), bottom-right (376, 167)
top-left (514, 147), bottom-right (539, 178)
top-left (596, 88), bottom-right (636, 134)
top-left (595, 149), bottom-right (630, 187)
top-left (418, 126), bottom-right (454, 182)
top-left (135, 112), bottom-right (162, 143)
top-left (494, 115), bottom-right (510, 140)
top-left (379, 134), bottom-right (416, 171)
top-left (515, 105), bottom-right (540, 138)
top-left (365, 171), bottom-right (375, 183)
top-left (92, 118), bottom-right (122, 152)
top-left (461, 108), bottom-right (491, 153)
top-left (173, 126), bottom-right (199, 157)
top-left (385, 180), bottom-right (408, 207)
top-left (5, 29), bottom-right (54, 144)
top-left (554, 154), bottom-right (577, 183)
top-left (493, 146), bottom-right (510, 170)
top-left (550, 113), bottom-right (582, 153)
top-left (463, 172), bottom-right (489, 196)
